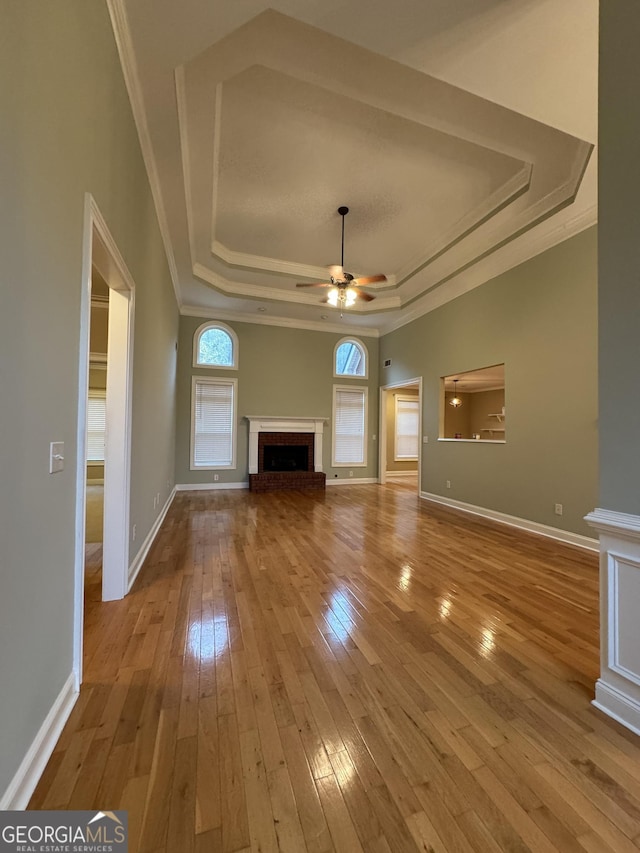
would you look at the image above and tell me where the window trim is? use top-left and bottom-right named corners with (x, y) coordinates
top-left (333, 337), bottom-right (368, 379)
top-left (332, 383), bottom-right (368, 468)
top-left (193, 321), bottom-right (239, 370)
top-left (190, 376), bottom-right (238, 470)
top-left (394, 395), bottom-right (420, 461)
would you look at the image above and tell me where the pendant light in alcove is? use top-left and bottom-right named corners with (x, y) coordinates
top-left (449, 379), bottom-right (462, 408)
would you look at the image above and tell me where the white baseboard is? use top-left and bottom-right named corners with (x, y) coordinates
top-left (385, 470), bottom-right (418, 478)
top-left (593, 680), bottom-right (640, 738)
top-left (86, 478), bottom-right (104, 485)
top-left (176, 481), bottom-right (249, 491)
top-left (0, 672), bottom-right (78, 810)
top-left (326, 477), bottom-right (378, 486)
top-left (128, 487), bottom-right (176, 590)
top-left (420, 491), bottom-right (598, 552)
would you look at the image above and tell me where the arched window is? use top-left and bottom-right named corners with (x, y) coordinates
top-left (193, 322), bottom-right (238, 369)
top-left (334, 337), bottom-right (367, 378)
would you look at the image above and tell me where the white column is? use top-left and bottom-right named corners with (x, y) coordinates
top-left (586, 509), bottom-right (640, 736)
top-left (313, 420), bottom-right (324, 472)
top-left (248, 421), bottom-right (259, 474)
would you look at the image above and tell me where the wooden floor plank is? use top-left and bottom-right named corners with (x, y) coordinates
top-left (28, 486), bottom-right (640, 853)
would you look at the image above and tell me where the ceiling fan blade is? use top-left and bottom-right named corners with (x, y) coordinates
top-left (355, 289), bottom-right (376, 302)
top-left (296, 282), bottom-right (331, 288)
top-left (352, 274), bottom-right (387, 286)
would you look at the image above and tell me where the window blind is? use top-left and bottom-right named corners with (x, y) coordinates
top-left (395, 397), bottom-right (419, 460)
top-left (334, 388), bottom-right (366, 464)
top-left (193, 380), bottom-right (234, 467)
top-left (87, 396), bottom-right (106, 462)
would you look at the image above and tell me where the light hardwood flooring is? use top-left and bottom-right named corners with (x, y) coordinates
top-left (30, 484), bottom-right (640, 852)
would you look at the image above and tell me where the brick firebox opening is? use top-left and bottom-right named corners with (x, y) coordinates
top-left (250, 431), bottom-right (326, 492)
top-left (258, 432), bottom-right (314, 472)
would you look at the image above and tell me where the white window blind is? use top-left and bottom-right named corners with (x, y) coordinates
top-left (333, 387), bottom-right (366, 465)
top-left (87, 395), bottom-right (106, 462)
top-left (192, 379), bottom-right (235, 468)
top-left (395, 397), bottom-right (419, 460)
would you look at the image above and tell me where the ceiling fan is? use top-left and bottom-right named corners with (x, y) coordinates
top-left (296, 206), bottom-right (387, 309)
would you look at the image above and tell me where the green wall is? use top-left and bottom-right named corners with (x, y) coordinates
top-left (599, 2), bottom-right (640, 515)
top-left (0, 1), bottom-right (178, 799)
top-left (380, 227), bottom-right (598, 536)
top-left (176, 318), bottom-right (379, 484)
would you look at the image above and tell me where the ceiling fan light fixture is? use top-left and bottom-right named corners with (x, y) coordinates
top-left (327, 287), bottom-right (339, 307)
top-left (345, 287), bottom-right (357, 307)
top-left (449, 379), bottom-right (463, 408)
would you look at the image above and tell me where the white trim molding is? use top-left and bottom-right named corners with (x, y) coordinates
top-left (327, 477), bottom-right (378, 486)
top-left (586, 508), bottom-right (640, 737)
top-left (176, 482), bottom-right (249, 491)
top-left (421, 492), bottom-right (598, 551)
top-left (128, 488), bottom-right (177, 591)
top-left (0, 673), bottom-right (78, 810)
top-left (180, 305), bottom-right (381, 338)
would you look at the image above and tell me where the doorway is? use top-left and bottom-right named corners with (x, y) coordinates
top-left (73, 195), bottom-right (135, 685)
top-left (379, 377), bottom-right (422, 494)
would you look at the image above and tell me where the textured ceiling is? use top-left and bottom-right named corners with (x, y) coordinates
top-left (111, 0), bottom-right (598, 335)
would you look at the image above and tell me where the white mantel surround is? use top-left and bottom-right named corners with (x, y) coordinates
top-left (246, 416), bottom-right (327, 475)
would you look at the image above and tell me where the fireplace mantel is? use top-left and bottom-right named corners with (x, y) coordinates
top-left (245, 416), bottom-right (328, 474)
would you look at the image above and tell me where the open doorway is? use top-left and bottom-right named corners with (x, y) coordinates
top-left (84, 272), bottom-right (109, 600)
top-left (379, 378), bottom-right (422, 494)
top-left (73, 195), bottom-right (135, 686)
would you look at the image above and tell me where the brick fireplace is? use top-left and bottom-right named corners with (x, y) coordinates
top-left (246, 416), bottom-right (327, 492)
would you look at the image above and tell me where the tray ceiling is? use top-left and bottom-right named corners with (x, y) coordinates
top-left (110, 0), bottom-right (597, 334)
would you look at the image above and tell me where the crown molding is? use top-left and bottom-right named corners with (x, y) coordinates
top-left (192, 262), bottom-right (401, 312)
top-left (175, 65), bottom-right (197, 266)
top-left (180, 304), bottom-right (380, 337)
top-left (210, 239), bottom-right (336, 281)
top-left (106, 0), bottom-right (183, 310)
top-left (380, 201), bottom-right (597, 335)
top-left (395, 164), bottom-right (532, 285)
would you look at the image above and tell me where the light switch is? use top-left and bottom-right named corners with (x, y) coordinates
top-left (423, 435), bottom-right (429, 443)
top-left (50, 441), bottom-right (64, 473)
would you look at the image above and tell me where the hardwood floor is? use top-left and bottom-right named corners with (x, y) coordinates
top-left (30, 484), bottom-right (640, 852)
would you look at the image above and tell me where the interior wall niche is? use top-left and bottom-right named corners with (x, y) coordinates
top-left (440, 364), bottom-right (505, 442)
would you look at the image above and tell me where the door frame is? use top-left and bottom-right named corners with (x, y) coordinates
top-left (379, 377), bottom-right (423, 494)
top-left (74, 194), bottom-right (135, 684)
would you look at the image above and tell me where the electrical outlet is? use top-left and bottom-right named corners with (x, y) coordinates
top-left (156, 492), bottom-right (160, 507)
top-left (214, 474), bottom-right (219, 481)
top-left (132, 524), bottom-right (137, 541)
top-left (349, 470), bottom-right (354, 477)
top-left (555, 503), bottom-right (563, 516)
top-left (446, 480), bottom-right (451, 489)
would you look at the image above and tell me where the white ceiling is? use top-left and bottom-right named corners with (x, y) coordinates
top-left (110, 0), bottom-right (598, 336)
